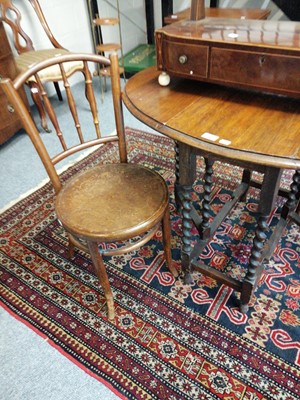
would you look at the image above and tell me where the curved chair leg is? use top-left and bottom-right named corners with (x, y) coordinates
top-left (162, 207), bottom-right (179, 277)
top-left (88, 241), bottom-right (115, 320)
top-left (29, 81), bottom-right (51, 132)
top-left (68, 237), bottom-right (75, 259)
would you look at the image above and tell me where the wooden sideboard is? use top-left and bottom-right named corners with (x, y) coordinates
top-left (156, 1), bottom-right (300, 98)
top-left (0, 22), bottom-right (27, 144)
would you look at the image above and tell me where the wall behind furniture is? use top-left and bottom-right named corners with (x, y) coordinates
top-left (96, 0), bottom-right (194, 55)
top-left (95, 0), bottom-right (147, 55)
top-left (10, 0), bottom-right (93, 53)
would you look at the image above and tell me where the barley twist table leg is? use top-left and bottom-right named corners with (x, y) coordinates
top-left (240, 214), bottom-right (268, 313)
top-left (174, 141), bottom-right (181, 209)
top-left (282, 169), bottom-right (300, 218)
top-left (240, 167), bottom-right (282, 312)
top-left (182, 183), bottom-right (194, 284)
top-left (201, 157), bottom-right (214, 239)
top-left (177, 143), bottom-right (196, 283)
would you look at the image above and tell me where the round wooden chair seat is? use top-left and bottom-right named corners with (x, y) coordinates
top-left (2, 52), bottom-right (177, 320)
top-left (55, 163), bottom-right (169, 242)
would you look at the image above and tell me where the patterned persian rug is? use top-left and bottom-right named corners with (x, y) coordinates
top-left (1, 129), bottom-right (299, 400)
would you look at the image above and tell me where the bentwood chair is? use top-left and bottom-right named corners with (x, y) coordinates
top-left (1, 52), bottom-right (178, 320)
top-left (0, 0), bottom-right (85, 132)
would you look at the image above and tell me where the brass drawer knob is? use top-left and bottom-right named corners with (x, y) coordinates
top-left (179, 55), bottom-right (188, 64)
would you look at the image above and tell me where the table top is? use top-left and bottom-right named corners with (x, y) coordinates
top-left (164, 8), bottom-right (271, 25)
top-left (122, 67), bottom-right (300, 169)
top-left (157, 19), bottom-right (300, 52)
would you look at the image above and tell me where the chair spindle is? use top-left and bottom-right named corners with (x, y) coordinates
top-left (83, 61), bottom-right (101, 138)
top-left (34, 73), bottom-right (67, 150)
top-left (59, 62), bottom-right (84, 144)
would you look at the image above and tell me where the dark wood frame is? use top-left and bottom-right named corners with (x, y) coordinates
top-left (122, 66), bottom-right (300, 314)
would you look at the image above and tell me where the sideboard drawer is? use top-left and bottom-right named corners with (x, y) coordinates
top-left (210, 48), bottom-right (300, 94)
top-left (163, 39), bottom-right (208, 79)
top-left (0, 54), bottom-right (19, 79)
top-left (0, 22), bottom-right (25, 144)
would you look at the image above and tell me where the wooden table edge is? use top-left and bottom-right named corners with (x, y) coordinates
top-left (122, 89), bottom-right (300, 171)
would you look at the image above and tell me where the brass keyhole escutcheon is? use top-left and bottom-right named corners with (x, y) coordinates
top-left (259, 56), bottom-right (266, 66)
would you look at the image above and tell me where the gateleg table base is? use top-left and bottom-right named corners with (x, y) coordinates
top-left (176, 142), bottom-right (300, 313)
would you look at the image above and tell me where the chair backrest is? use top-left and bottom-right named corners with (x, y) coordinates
top-left (0, 0), bottom-right (63, 54)
top-left (0, 52), bottom-right (127, 194)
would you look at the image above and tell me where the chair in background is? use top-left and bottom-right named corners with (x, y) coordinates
top-left (1, 52), bottom-right (178, 320)
top-left (0, 0), bottom-right (84, 132)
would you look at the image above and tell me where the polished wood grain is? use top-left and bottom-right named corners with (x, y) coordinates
top-left (190, 0), bottom-right (205, 20)
top-left (123, 67), bottom-right (300, 313)
top-left (157, 18), bottom-right (300, 49)
top-left (156, 16), bottom-right (300, 98)
top-left (123, 67), bottom-right (300, 169)
top-left (1, 53), bottom-right (178, 320)
top-left (164, 7), bottom-right (271, 24)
